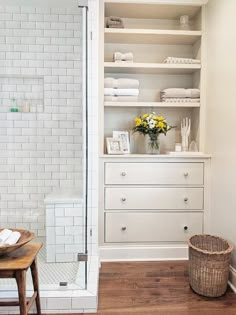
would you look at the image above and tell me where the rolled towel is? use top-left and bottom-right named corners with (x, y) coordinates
top-left (104, 88), bottom-right (139, 96)
top-left (104, 78), bottom-right (139, 89)
top-left (4, 231), bottom-right (21, 245)
top-left (163, 57), bottom-right (201, 64)
top-left (106, 16), bottom-right (124, 28)
top-left (104, 96), bottom-right (139, 102)
top-left (0, 229), bottom-right (12, 244)
top-left (114, 52), bottom-right (134, 61)
top-left (109, 16), bottom-right (123, 22)
top-left (161, 88), bottom-right (200, 98)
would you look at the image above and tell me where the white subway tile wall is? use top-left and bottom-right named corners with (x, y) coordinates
top-left (45, 201), bottom-right (84, 263)
top-left (0, 6), bottom-right (87, 240)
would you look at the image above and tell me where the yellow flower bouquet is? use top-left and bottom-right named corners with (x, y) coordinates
top-left (133, 112), bottom-right (172, 153)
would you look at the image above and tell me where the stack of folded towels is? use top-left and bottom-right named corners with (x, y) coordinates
top-left (104, 77), bottom-right (139, 102)
top-left (113, 52), bottom-right (134, 63)
top-left (0, 229), bottom-right (21, 246)
top-left (163, 57), bottom-right (200, 64)
top-left (106, 16), bottom-right (124, 28)
top-left (161, 88), bottom-right (200, 103)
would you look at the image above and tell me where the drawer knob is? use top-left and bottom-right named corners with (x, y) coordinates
top-left (121, 226), bottom-right (127, 231)
top-left (121, 172), bottom-right (126, 177)
top-left (184, 197), bottom-right (188, 202)
top-left (184, 226), bottom-right (188, 231)
top-left (121, 197), bottom-right (126, 202)
top-left (184, 172), bottom-right (189, 177)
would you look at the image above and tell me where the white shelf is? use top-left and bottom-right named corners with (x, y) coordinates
top-left (104, 101), bottom-right (201, 108)
top-left (100, 154), bottom-right (211, 159)
top-left (104, 62), bottom-right (201, 74)
top-left (105, 3), bottom-right (202, 20)
top-left (104, 28), bottom-right (202, 45)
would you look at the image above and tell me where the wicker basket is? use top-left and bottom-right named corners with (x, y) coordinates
top-left (188, 234), bottom-right (233, 297)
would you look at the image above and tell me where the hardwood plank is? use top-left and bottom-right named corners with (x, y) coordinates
top-left (45, 261), bottom-right (236, 315)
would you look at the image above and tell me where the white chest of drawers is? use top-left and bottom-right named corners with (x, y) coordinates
top-left (100, 156), bottom-right (211, 261)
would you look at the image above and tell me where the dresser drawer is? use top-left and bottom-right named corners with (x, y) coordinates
top-left (105, 162), bottom-right (204, 185)
top-left (105, 187), bottom-right (204, 210)
top-left (105, 212), bottom-right (203, 243)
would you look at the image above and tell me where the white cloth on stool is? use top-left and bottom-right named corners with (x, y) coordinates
top-left (0, 229), bottom-right (12, 244)
top-left (5, 231), bottom-right (21, 245)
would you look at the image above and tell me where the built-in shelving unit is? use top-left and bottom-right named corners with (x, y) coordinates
top-left (104, 2), bottom-right (202, 20)
top-left (104, 101), bottom-right (201, 108)
top-left (99, 0), bottom-right (210, 262)
top-left (104, 62), bottom-right (201, 74)
top-left (101, 0), bottom-right (206, 155)
top-left (105, 28), bottom-right (202, 45)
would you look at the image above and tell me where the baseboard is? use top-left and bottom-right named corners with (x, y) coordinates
top-left (99, 244), bottom-right (188, 261)
top-left (229, 265), bottom-right (236, 293)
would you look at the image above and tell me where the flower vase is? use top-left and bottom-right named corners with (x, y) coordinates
top-left (145, 134), bottom-right (160, 154)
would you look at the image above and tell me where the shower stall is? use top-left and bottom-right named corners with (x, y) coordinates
top-left (0, 0), bottom-right (98, 312)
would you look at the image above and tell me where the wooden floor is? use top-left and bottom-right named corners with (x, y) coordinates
top-left (79, 261), bottom-right (236, 315)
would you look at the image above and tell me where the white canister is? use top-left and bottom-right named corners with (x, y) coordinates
top-left (175, 143), bottom-right (182, 152)
top-left (180, 15), bottom-right (190, 30)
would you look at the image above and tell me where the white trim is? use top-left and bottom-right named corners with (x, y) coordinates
top-left (99, 245), bottom-right (188, 261)
top-left (229, 265), bottom-right (236, 294)
top-left (104, 1), bottom-right (208, 5)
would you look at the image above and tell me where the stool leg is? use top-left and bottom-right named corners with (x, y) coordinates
top-left (30, 258), bottom-right (41, 315)
top-left (15, 270), bottom-right (27, 315)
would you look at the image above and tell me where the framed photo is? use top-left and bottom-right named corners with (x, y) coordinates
top-left (113, 131), bottom-right (130, 154)
top-left (106, 137), bottom-right (124, 155)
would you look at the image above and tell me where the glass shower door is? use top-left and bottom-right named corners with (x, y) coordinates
top-left (0, 1), bottom-right (89, 293)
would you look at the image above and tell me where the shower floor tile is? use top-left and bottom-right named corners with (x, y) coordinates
top-left (0, 238), bottom-right (81, 291)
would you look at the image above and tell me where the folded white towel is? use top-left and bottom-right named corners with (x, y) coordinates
top-left (163, 57), bottom-right (201, 64)
top-left (104, 96), bottom-right (139, 102)
top-left (104, 78), bottom-right (139, 89)
top-left (114, 52), bottom-right (134, 61)
top-left (4, 231), bottom-right (21, 245)
top-left (161, 97), bottom-right (200, 103)
top-left (104, 88), bottom-right (139, 96)
top-left (0, 229), bottom-right (12, 244)
top-left (161, 88), bottom-right (200, 98)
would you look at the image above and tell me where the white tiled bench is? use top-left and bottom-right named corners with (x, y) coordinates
top-left (44, 190), bottom-right (84, 263)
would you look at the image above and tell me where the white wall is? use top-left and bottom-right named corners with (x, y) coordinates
top-left (206, 0), bottom-right (236, 268)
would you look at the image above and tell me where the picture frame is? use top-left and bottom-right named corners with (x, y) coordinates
top-left (106, 137), bottom-right (124, 155)
top-left (112, 131), bottom-right (130, 154)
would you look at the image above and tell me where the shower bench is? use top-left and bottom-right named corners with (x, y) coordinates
top-left (44, 190), bottom-right (84, 263)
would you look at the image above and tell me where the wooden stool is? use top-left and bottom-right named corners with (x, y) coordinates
top-left (0, 243), bottom-right (43, 315)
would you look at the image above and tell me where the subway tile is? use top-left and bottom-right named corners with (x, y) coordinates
top-left (21, 21), bottom-right (35, 29)
top-left (0, 4), bottom-right (98, 256)
top-left (43, 14), bottom-right (58, 22)
top-left (21, 6), bottom-right (35, 14)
